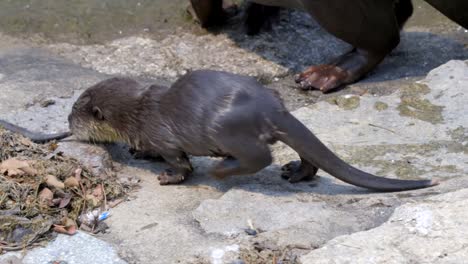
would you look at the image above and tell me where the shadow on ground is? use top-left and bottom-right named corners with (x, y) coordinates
top-left (220, 8), bottom-right (468, 84)
top-left (104, 143), bottom-right (407, 197)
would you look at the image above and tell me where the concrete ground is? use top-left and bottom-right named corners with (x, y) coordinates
top-left (0, 1), bottom-right (467, 263)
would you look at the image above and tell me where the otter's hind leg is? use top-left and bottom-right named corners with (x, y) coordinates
top-left (281, 157), bottom-right (318, 183)
top-left (189, 0), bottom-right (238, 27)
top-left (210, 136), bottom-right (272, 179)
top-left (158, 151), bottom-right (193, 185)
top-left (245, 2), bottom-right (281, 35)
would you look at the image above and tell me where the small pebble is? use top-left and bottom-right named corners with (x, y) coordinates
top-left (40, 99), bottom-right (56, 108)
top-left (230, 260), bottom-right (245, 264)
top-left (244, 228), bottom-right (257, 236)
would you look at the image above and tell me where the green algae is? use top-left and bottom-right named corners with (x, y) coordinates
top-left (374, 101), bottom-right (389, 111)
top-left (326, 95), bottom-right (361, 110)
top-left (397, 83), bottom-right (444, 124)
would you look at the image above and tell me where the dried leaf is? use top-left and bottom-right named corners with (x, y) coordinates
top-left (45, 175), bottom-right (65, 189)
top-left (0, 158), bottom-right (37, 176)
top-left (39, 188), bottom-right (53, 204)
top-left (20, 137), bottom-right (33, 147)
top-left (85, 194), bottom-right (100, 208)
top-left (58, 195), bottom-right (72, 208)
top-left (53, 224), bottom-right (77, 235)
top-left (64, 177), bottom-right (79, 188)
top-left (67, 225), bottom-right (77, 235)
top-left (108, 198), bottom-right (124, 208)
top-left (74, 168), bottom-right (82, 181)
top-left (92, 185), bottom-right (104, 201)
top-left (48, 142), bottom-right (58, 151)
top-left (62, 217), bottom-right (76, 228)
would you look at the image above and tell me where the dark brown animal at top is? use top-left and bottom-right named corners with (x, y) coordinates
top-left (68, 70), bottom-right (437, 191)
top-left (189, 0), bottom-right (468, 92)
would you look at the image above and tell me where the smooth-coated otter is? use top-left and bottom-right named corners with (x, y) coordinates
top-left (68, 70), bottom-right (437, 191)
top-left (189, 0), bottom-right (468, 92)
top-left (0, 119), bottom-right (71, 143)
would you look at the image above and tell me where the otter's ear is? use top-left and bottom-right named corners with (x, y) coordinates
top-left (92, 106), bottom-right (104, 120)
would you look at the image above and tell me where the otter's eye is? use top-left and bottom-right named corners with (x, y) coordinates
top-left (92, 106), bottom-right (105, 120)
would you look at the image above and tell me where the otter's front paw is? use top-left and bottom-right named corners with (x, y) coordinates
top-left (157, 169), bottom-right (185, 185)
top-left (295, 65), bottom-right (351, 92)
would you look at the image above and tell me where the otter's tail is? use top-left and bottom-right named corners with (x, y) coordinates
top-left (0, 120), bottom-right (71, 143)
top-left (275, 113), bottom-right (437, 192)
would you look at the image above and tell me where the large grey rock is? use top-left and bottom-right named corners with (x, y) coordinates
top-left (0, 232), bottom-right (126, 264)
top-left (0, 48), bottom-right (104, 116)
top-left (0, 48), bottom-right (106, 135)
top-left (301, 188), bottom-right (468, 264)
top-left (193, 187), bottom-right (361, 238)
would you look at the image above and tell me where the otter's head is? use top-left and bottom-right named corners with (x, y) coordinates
top-left (68, 77), bottom-right (143, 144)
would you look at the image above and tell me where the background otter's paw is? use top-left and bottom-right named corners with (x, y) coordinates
top-left (295, 65), bottom-right (351, 93)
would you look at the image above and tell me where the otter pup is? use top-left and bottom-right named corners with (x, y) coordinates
top-left (0, 119), bottom-right (71, 143)
top-left (68, 70), bottom-right (436, 191)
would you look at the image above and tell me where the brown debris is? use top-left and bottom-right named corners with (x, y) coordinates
top-left (0, 127), bottom-right (128, 251)
top-left (0, 158), bottom-right (37, 177)
top-left (39, 188), bottom-right (54, 205)
top-left (64, 176), bottom-right (80, 188)
top-left (239, 241), bottom-right (310, 264)
top-left (45, 175), bottom-right (65, 189)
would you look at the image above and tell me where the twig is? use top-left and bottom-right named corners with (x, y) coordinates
top-left (338, 243), bottom-right (362, 250)
top-left (101, 183), bottom-right (107, 210)
top-left (368, 123), bottom-right (396, 134)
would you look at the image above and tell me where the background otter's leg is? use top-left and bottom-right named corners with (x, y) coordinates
top-left (245, 2), bottom-right (281, 35)
top-left (158, 152), bottom-right (193, 185)
top-left (424, 0), bottom-right (468, 29)
top-left (189, 0), bottom-right (224, 27)
top-left (281, 157), bottom-right (318, 183)
top-left (189, 0), bottom-right (238, 27)
top-left (296, 1), bottom-right (412, 92)
top-left (210, 136), bottom-right (272, 179)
